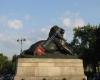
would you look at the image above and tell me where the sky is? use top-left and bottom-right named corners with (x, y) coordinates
top-left (0, 0), bottom-right (100, 58)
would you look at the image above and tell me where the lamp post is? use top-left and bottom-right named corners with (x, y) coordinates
top-left (17, 38), bottom-right (26, 53)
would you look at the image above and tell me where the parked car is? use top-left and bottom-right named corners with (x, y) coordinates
top-left (3, 74), bottom-right (14, 80)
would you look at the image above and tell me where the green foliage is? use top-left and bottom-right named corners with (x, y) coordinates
top-left (0, 53), bottom-right (9, 74)
top-left (0, 53), bottom-right (18, 75)
top-left (12, 54), bottom-right (18, 74)
top-left (71, 24), bottom-right (100, 78)
top-left (71, 24), bottom-right (97, 56)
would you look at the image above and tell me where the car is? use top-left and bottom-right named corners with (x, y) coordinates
top-left (3, 74), bottom-right (14, 80)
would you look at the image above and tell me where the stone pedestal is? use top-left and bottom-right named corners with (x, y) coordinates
top-left (14, 58), bottom-right (84, 80)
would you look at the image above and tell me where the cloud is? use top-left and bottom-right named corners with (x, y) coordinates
top-left (0, 16), bottom-right (6, 21)
top-left (60, 11), bottom-right (86, 42)
top-left (35, 27), bottom-right (50, 41)
top-left (28, 26), bottom-right (51, 42)
top-left (62, 11), bottom-right (85, 28)
top-left (40, 26), bottom-right (52, 34)
top-left (25, 15), bottom-right (33, 20)
top-left (0, 33), bottom-right (18, 48)
top-left (7, 19), bottom-right (23, 29)
top-left (0, 15), bottom-right (24, 30)
top-left (0, 33), bottom-right (33, 57)
top-left (40, 27), bottom-right (50, 33)
top-left (0, 33), bottom-right (18, 56)
top-left (63, 18), bottom-right (71, 27)
top-left (41, 28), bottom-right (47, 32)
top-left (0, 16), bottom-right (7, 27)
top-left (74, 18), bottom-right (85, 27)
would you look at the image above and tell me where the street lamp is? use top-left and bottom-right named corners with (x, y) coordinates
top-left (17, 38), bottom-right (26, 53)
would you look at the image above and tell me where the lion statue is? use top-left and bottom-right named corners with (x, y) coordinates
top-left (20, 25), bottom-right (73, 58)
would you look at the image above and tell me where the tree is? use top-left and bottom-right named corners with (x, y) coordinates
top-left (71, 24), bottom-right (100, 78)
top-left (12, 54), bottom-right (18, 74)
top-left (0, 53), bottom-right (8, 74)
top-left (0, 52), bottom-right (19, 76)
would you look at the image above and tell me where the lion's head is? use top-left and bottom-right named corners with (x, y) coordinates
top-left (49, 25), bottom-right (65, 40)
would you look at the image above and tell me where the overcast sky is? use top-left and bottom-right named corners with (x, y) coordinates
top-left (0, 0), bottom-right (100, 58)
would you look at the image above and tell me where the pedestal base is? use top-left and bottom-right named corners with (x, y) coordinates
top-left (15, 58), bottom-right (84, 80)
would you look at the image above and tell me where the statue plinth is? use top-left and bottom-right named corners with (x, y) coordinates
top-left (14, 58), bottom-right (84, 80)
